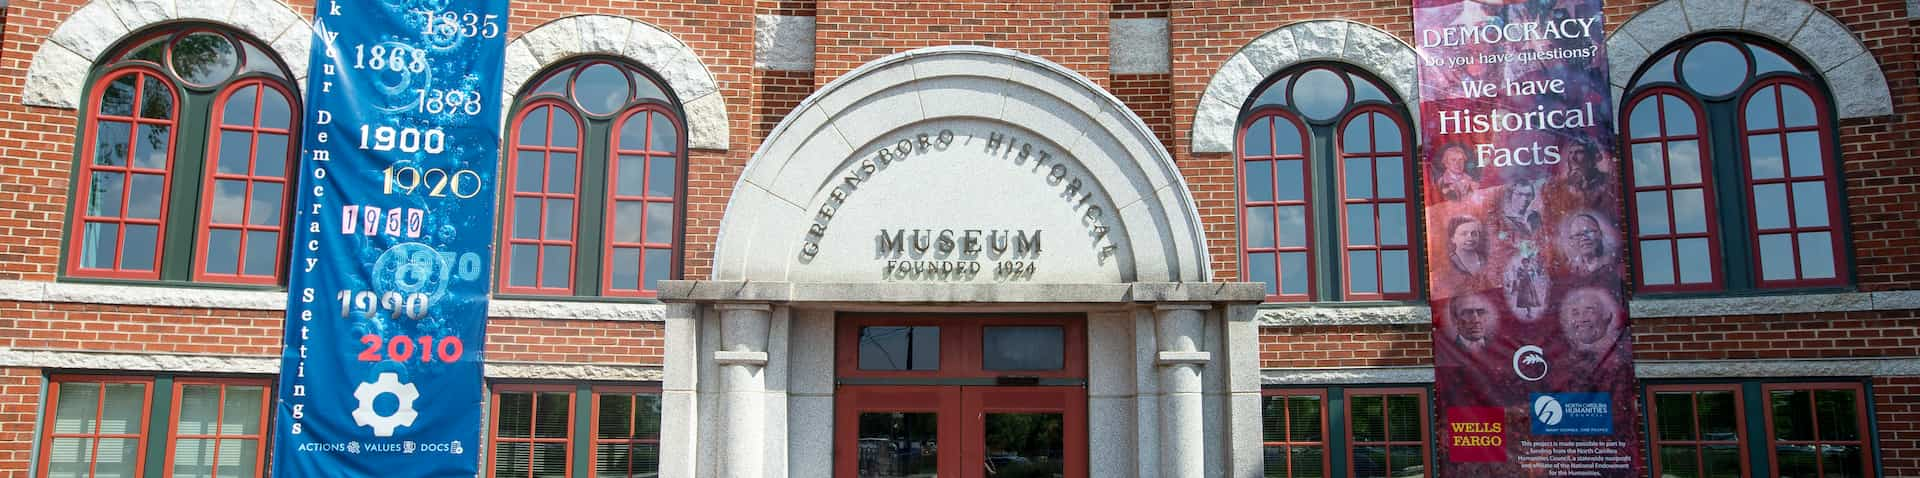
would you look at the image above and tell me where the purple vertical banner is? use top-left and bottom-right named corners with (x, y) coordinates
top-left (1413, 0), bottom-right (1644, 476)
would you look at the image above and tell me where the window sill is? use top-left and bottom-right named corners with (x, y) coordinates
top-left (0, 280), bottom-right (667, 322)
top-left (1253, 289), bottom-right (1920, 326)
top-left (1256, 300), bottom-right (1430, 327)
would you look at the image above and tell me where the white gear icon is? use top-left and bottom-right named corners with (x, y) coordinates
top-left (352, 372), bottom-right (420, 437)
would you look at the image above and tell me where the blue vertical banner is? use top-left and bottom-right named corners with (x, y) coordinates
top-left (272, 1), bottom-right (510, 476)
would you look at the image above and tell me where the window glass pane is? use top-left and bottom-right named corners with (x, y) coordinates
top-left (243, 182), bottom-right (284, 228)
top-left (1677, 238), bottom-right (1714, 284)
top-left (1352, 445), bottom-right (1386, 478)
top-left (99, 383), bottom-right (145, 434)
top-left (140, 76), bottom-right (173, 120)
top-left (1374, 116), bottom-right (1402, 152)
top-left (210, 180), bottom-right (245, 224)
top-left (509, 245), bottom-right (537, 287)
top-left (1798, 232), bottom-right (1836, 280)
top-left (128, 174), bottom-right (165, 219)
top-left (172, 438), bottom-right (214, 478)
top-left (81, 223), bottom-right (121, 270)
top-left (1281, 253), bottom-right (1309, 296)
top-left (545, 199), bottom-right (574, 241)
top-left (101, 75), bottom-right (138, 117)
top-left (94, 437), bottom-right (140, 478)
top-left (1344, 158), bottom-right (1373, 199)
top-left (1660, 446), bottom-right (1700, 478)
top-left (1246, 207), bottom-right (1275, 249)
top-left (1672, 188), bottom-right (1708, 235)
top-left (1384, 395), bottom-right (1420, 442)
top-left (1293, 69), bottom-right (1348, 121)
top-left (1277, 160), bottom-right (1305, 201)
top-left (260, 88), bottom-right (291, 130)
top-left (497, 392), bottom-right (534, 438)
top-left (515, 151), bottom-right (547, 192)
top-left (256, 134), bottom-right (289, 178)
top-left (595, 443), bottom-right (633, 477)
top-left (619, 112), bottom-right (649, 152)
top-left (614, 201), bottom-right (644, 243)
top-left (1814, 389), bottom-right (1859, 441)
top-left (1668, 141), bottom-right (1702, 184)
top-left (223, 85), bottom-right (258, 126)
top-left (1377, 157), bottom-right (1404, 199)
top-left (1632, 143), bottom-right (1665, 186)
top-left (535, 69), bottom-right (569, 96)
top-left (223, 386), bottom-right (264, 435)
top-left (518, 108), bottom-right (550, 146)
top-left (1275, 118), bottom-right (1304, 156)
top-left (219, 439), bottom-right (258, 477)
top-left (1642, 54), bottom-right (1679, 84)
top-left (1791, 181), bottom-right (1830, 228)
top-left (1640, 240), bottom-right (1676, 285)
top-left (1342, 116), bottom-right (1371, 154)
top-left (1751, 45), bottom-right (1798, 75)
top-left (574, 63), bottom-right (631, 116)
top-left (1247, 252), bottom-right (1277, 296)
top-left (1278, 206), bottom-right (1307, 247)
top-left (1629, 98), bottom-right (1661, 139)
top-left (1758, 234), bottom-right (1796, 281)
top-left (1244, 161), bottom-right (1274, 203)
top-left (243, 230), bottom-right (276, 276)
top-left (551, 110), bottom-right (579, 149)
top-left (1382, 250), bottom-right (1410, 294)
top-left (493, 442), bottom-right (530, 477)
top-left (1635, 191), bottom-right (1671, 235)
top-left (54, 383), bottom-right (101, 434)
top-left (983, 326), bottom-right (1065, 370)
top-left (534, 392), bottom-right (570, 439)
top-left (1687, 391), bottom-right (1735, 441)
top-left (1681, 40), bottom-right (1748, 96)
top-left (1262, 396), bottom-right (1287, 442)
top-left (1388, 446), bottom-right (1423, 478)
top-left (1663, 95), bottom-right (1698, 136)
top-left (1350, 396), bottom-right (1384, 442)
top-left (1826, 446), bottom-right (1865, 478)
top-left (859, 326), bottom-right (939, 371)
top-left (1702, 445), bottom-right (1742, 478)
top-left (650, 112), bottom-right (678, 151)
top-left (643, 248), bottom-right (672, 290)
top-left (96, 121), bottom-right (132, 167)
top-left (1748, 134), bottom-right (1784, 180)
top-left (172, 32), bottom-right (240, 86)
top-left (856, 412), bottom-right (938, 478)
top-left (617, 155), bottom-right (648, 196)
top-left (549, 152), bottom-right (578, 194)
top-left (1745, 85), bottom-right (1779, 130)
top-left (1288, 396), bottom-right (1322, 442)
top-left (1292, 446), bottom-right (1324, 478)
top-left (89, 172), bottom-right (126, 216)
top-left (132, 124), bottom-right (170, 170)
top-left (177, 385), bottom-right (219, 435)
top-left (540, 246), bottom-right (571, 288)
top-left (1379, 204), bottom-right (1406, 246)
top-left (1347, 204), bottom-right (1375, 246)
top-left (1779, 85), bottom-right (1817, 128)
top-left (609, 248), bottom-right (640, 291)
top-left (1243, 118), bottom-right (1272, 157)
top-left (533, 442), bottom-right (569, 476)
top-left (1255, 76), bottom-right (1291, 108)
top-left (648, 156), bottom-right (676, 198)
top-left (1353, 79), bottom-right (1389, 103)
top-left (121, 225), bottom-right (157, 272)
top-left (1653, 392), bottom-right (1694, 440)
top-left (1785, 131), bottom-right (1823, 177)
top-left (597, 394), bottom-right (634, 439)
top-left (1770, 390), bottom-right (1814, 440)
top-left (1348, 251), bottom-right (1378, 294)
top-left (46, 437), bottom-right (93, 478)
top-left (634, 394), bottom-right (661, 439)
top-left (205, 229), bottom-right (240, 275)
top-left (510, 198), bottom-right (541, 239)
top-left (1775, 445), bottom-right (1817, 477)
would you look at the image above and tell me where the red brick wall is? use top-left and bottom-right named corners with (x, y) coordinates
top-left (0, 368), bottom-right (40, 478)
top-left (1877, 375), bottom-right (1920, 477)
top-left (1260, 325), bottom-right (1433, 368)
top-left (813, 0), bottom-right (1113, 87)
top-left (1112, 73), bottom-right (1174, 148)
top-left (1632, 309), bottom-right (1920, 361)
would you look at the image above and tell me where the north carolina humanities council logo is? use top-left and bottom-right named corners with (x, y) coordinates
top-left (1532, 395), bottom-right (1564, 426)
top-left (1512, 345), bottom-right (1548, 381)
top-left (1530, 393), bottom-right (1614, 435)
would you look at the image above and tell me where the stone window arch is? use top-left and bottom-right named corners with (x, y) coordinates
top-left (499, 57), bottom-right (686, 298)
top-left (62, 23), bottom-right (300, 284)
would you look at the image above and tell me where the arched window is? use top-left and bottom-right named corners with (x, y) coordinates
top-left (501, 59), bottom-right (684, 298)
top-left (65, 26), bottom-right (298, 284)
top-left (1622, 36), bottom-right (1847, 293)
top-left (1238, 64), bottom-right (1417, 302)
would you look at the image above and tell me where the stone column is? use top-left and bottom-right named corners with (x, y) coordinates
top-left (1155, 304), bottom-right (1211, 478)
top-left (716, 303), bottom-right (772, 477)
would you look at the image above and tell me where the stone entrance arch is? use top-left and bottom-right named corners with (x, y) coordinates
top-left (659, 47), bottom-right (1264, 477)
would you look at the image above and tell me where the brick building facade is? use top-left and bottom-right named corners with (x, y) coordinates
top-left (0, 0), bottom-right (1912, 476)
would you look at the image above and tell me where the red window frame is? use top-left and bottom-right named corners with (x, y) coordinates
top-left (589, 385), bottom-right (663, 477)
top-left (1239, 109), bottom-right (1316, 302)
top-left (1624, 87), bottom-right (1726, 293)
top-left (1737, 77), bottom-right (1846, 289)
top-left (499, 101), bottom-right (586, 295)
top-left (194, 79), bottom-right (297, 285)
top-left (1762, 382), bottom-right (1875, 478)
top-left (834, 314), bottom-right (1087, 380)
top-left (163, 377), bottom-right (274, 478)
top-left (1334, 106), bottom-right (1416, 301)
top-left (38, 375), bottom-right (155, 478)
top-left (68, 67), bottom-right (179, 280)
top-left (1646, 383), bottom-right (1749, 478)
top-left (601, 105), bottom-right (681, 298)
top-left (1343, 387), bottom-right (1429, 478)
top-left (488, 383), bottom-right (577, 478)
top-left (1262, 388), bottom-right (1330, 478)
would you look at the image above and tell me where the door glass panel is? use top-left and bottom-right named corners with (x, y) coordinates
top-left (982, 326), bottom-right (1064, 371)
top-left (859, 412), bottom-right (939, 478)
top-left (859, 326), bottom-right (940, 371)
top-left (983, 413), bottom-right (1064, 477)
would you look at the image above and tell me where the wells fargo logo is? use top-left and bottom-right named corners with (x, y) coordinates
top-left (1446, 406), bottom-right (1507, 462)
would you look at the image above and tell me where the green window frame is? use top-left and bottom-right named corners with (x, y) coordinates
top-left (487, 382), bottom-right (662, 478)
top-left (60, 24), bottom-right (299, 288)
top-left (1644, 379), bottom-right (1880, 478)
top-left (1262, 386), bottom-right (1432, 478)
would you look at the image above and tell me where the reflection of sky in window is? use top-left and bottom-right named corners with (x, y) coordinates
top-left (859, 326), bottom-right (938, 371)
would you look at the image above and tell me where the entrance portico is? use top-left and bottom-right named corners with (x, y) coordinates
top-left (659, 46), bottom-right (1265, 477)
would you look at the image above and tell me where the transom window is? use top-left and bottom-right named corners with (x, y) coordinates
top-left (1239, 64), bottom-right (1417, 302)
top-left (501, 59), bottom-right (684, 298)
top-left (1623, 35), bottom-right (1847, 293)
top-left (65, 25), bottom-right (297, 285)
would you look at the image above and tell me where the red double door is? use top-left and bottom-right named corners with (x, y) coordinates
top-left (833, 314), bottom-right (1089, 478)
top-left (835, 386), bottom-right (1086, 478)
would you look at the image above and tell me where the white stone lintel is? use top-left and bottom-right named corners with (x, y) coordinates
top-left (1254, 290), bottom-right (1920, 327)
top-left (0, 279), bottom-right (666, 322)
top-left (0, 348), bottom-right (663, 381)
top-left (713, 350), bottom-right (770, 366)
top-left (1261, 357), bottom-right (1920, 385)
top-left (1158, 351), bottom-right (1212, 365)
